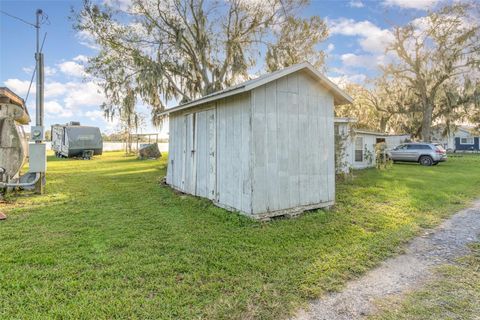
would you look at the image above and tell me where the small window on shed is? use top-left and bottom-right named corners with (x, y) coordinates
top-left (355, 136), bottom-right (363, 162)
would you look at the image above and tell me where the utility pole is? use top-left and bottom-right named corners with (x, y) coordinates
top-left (35, 9), bottom-right (44, 128)
top-left (32, 8), bottom-right (46, 194)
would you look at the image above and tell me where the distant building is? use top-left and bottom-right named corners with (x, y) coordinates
top-left (431, 124), bottom-right (479, 152)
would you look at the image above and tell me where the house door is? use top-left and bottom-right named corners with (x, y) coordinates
top-left (194, 109), bottom-right (216, 199)
top-left (183, 113), bottom-right (196, 194)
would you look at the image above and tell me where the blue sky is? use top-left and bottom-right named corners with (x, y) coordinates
top-left (0, 0), bottom-right (438, 134)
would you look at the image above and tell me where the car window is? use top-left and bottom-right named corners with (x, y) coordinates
top-left (407, 144), bottom-right (431, 150)
top-left (395, 145), bottom-right (406, 150)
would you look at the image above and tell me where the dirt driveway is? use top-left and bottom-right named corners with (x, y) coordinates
top-left (294, 200), bottom-right (480, 320)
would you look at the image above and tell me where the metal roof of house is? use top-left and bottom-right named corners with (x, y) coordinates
top-left (334, 117), bottom-right (357, 123)
top-left (160, 62), bottom-right (353, 115)
top-left (354, 129), bottom-right (411, 137)
top-left (354, 129), bottom-right (387, 136)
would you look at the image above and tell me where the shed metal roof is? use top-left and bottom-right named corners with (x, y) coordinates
top-left (0, 87), bottom-right (26, 108)
top-left (160, 62), bottom-right (353, 115)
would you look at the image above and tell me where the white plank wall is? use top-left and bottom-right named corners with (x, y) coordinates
top-left (216, 93), bottom-right (252, 214)
top-left (166, 69), bottom-right (336, 217)
top-left (167, 114), bottom-right (187, 190)
top-left (251, 70), bottom-right (335, 215)
top-left (195, 111), bottom-right (208, 198)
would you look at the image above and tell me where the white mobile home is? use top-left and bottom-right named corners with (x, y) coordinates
top-left (335, 118), bottom-right (410, 171)
top-left (162, 62), bottom-right (352, 219)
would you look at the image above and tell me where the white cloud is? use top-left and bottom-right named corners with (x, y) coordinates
top-left (3, 79), bottom-right (71, 99)
top-left (73, 55), bottom-right (89, 63)
top-left (349, 0), bottom-right (364, 8)
top-left (63, 81), bottom-right (105, 109)
top-left (58, 61), bottom-right (86, 77)
top-left (76, 29), bottom-right (99, 50)
top-left (382, 0), bottom-right (439, 10)
top-left (22, 67), bottom-right (33, 74)
top-left (3, 79), bottom-right (32, 96)
top-left (329, 74), bottom-right (367, 88)
top-left (341, 53), bottom-right (377, 68)
top-left (4, 78), bottom-right (106, 120)
top-left (85, 110), bottom-right (105, 121)
top-left (45, 82), bottom-right (67, 98)
top-left (45, 66), bottom-right (57, 76)
top-left (44, 100), bottom-right (63, 114)
top-left (326, 43), bottom-right (335, 53)
top-left (103, 117), bottom-right (120, 134)
top-left (329, 18), bottom-right (394, 53)
top-left (103, 0), bottom-right (132, 10)
top-left (44, 100), bottom-right (74, 118)
top-left (22, 66), bottom-right (57, 76)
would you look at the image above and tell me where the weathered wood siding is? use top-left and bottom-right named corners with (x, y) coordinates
top-left (250, 70), bottom-right (335, 215)
top-left (167, 69), bottom-right (339, 218)
top-left (166, 94), bottom-right (252, 214)
top-left (215, 93), bottom-right (252, 214)
top-left (166, 111), bottom-right (185, 189)
top-left (194, 109), bottom-right (216, 200)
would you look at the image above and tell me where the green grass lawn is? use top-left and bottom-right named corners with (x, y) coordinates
top-left (370, 242), bottom-right (480, 320)
top-left (1, 152), bottom-right (479, 319)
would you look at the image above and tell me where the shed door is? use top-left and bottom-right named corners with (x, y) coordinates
top-left (194, 109), bottom-right (216, 199)
top-left (183, 113), bottom-right (196, 194)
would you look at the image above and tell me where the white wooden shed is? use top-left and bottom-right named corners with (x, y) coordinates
top-left (162, 62), bottom-right (352, 219)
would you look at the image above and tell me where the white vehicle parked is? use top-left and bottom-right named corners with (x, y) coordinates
top-left (388, 143), bottom-right (447, 166)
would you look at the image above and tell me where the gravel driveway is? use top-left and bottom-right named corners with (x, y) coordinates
top-left (294, 200), bottom-right (480, 320)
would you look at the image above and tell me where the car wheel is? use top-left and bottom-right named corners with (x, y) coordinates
top-left (419, 156), bottom-right (433, 166)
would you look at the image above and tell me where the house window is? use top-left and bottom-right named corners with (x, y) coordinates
top-left (355, 137), bottom-right (363, 162)
top-left (460, 137), bottom-right (474, 145)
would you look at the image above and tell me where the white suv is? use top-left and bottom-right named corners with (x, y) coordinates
top-left (388, 143), bottom-right (447, 166)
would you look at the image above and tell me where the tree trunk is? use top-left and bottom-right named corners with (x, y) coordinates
top-left (379, 115), bottom-right (391, 133)
top-left (421, 101), bottom-right (434, 142)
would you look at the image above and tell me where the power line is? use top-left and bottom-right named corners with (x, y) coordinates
top-left (0, 10), bottom-right (37, 28)
top-left (25, 65), bottom-right (37, 104)
top-left (25, 32), bottom-right (47, 104)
